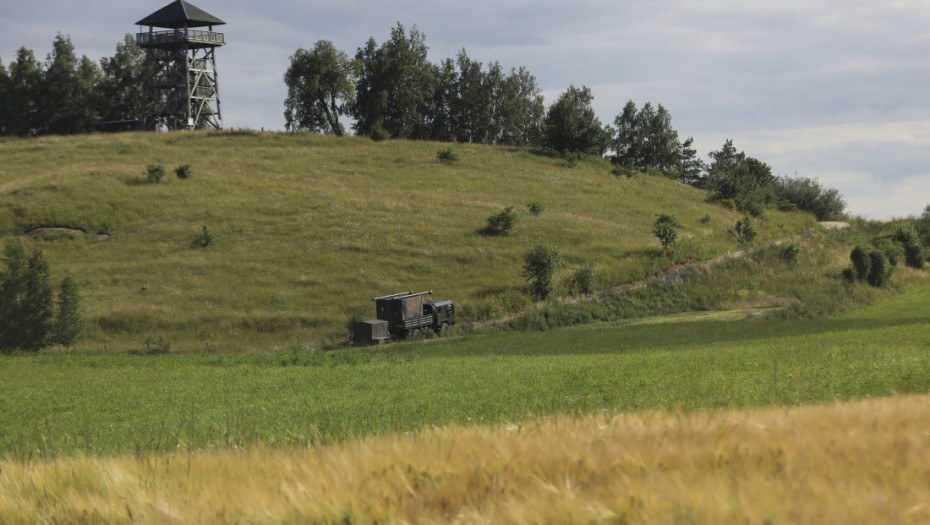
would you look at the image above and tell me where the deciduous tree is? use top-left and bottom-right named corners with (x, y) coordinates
top-left (99, 34), bottom-right (146, 125)
top-left (6, 46), bottom-right (43, 136)
top-left (284, 40), bottom-right (354, 135)
top-left (523, 241), bottom-right (562, 300)
top-left (774, 175), bottom-right (846, 220)
top-left (653, 214), bottom-right (682, 251)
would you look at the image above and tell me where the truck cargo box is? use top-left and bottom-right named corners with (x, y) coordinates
top-left (352, 319), bottom-right (390, 345)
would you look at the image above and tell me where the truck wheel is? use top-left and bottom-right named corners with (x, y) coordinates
top-left (411, 329), bottom-right (421, 340)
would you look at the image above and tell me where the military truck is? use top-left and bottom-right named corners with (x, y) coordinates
top-left (352, 290), bottom-right (456, 345)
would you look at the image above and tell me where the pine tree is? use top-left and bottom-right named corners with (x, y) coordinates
top-left (0, 241), bottom-right (56, 352)
top-left (53, 276), bottom-right (83, 349)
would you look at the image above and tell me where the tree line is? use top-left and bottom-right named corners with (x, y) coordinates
top-left (0, 33), bottom-right (145, 136)
top-left (285, 23), bottom-right (846, 219)
top-left (1, 27), bottom-right (847, 220)
top-left (284, 24), bottom-right (545, 146)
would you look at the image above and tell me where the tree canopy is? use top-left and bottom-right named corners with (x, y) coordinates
top-left (0, 33), bottom-right (144, 136)
top-left (352, 23), bottom-right (434, 139)
top-left (542, 85), bottom-right (611, 156)
top-left (0, 242), bottom-right (82, 353)
top-left (284, 40), bottom-right (354, 135)
top-left (613, 101), bottom-right (679, 172)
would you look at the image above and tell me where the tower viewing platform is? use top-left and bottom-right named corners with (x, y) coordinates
top-left (136, 28), bottom-right (225, 47)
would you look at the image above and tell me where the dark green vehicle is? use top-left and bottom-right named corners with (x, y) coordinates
top-left (352, 290), bottom-right (456, 345)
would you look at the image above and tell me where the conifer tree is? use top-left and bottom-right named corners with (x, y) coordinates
top-left (53, 276), bottom-right (83, 349)
top-left (0, 242), bottom-right (60, 352)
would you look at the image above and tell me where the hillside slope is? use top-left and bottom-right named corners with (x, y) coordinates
top-left (0, 131), bottom-right (814, 352)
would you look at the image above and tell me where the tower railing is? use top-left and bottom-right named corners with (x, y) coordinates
top-left (136, 29), bottom-right (225, 47)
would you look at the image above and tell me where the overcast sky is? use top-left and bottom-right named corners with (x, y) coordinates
top-left (3, 0), bottom-right (929, 219)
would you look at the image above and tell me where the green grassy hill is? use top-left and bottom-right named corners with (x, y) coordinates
top-left (0, 131), bottom-right (815, 352)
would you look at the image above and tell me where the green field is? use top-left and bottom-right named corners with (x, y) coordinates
top-left (2, 281), bottom-right (927, 459)
top-left (0, 131), bottom-right (815, 352)
top-left (2, 131), bottom-right (928, 463)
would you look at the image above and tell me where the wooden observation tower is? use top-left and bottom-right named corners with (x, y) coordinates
top-left (136, 0), bottom-right (225, 130)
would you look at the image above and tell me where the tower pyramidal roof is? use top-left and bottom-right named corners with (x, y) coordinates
top-left (136, 0), bottom-right (225, 29)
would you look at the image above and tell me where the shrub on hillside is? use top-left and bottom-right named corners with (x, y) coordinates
top-left (872, 236), bottom-right (902, 267)
top-left (481, 207), bottom-right (518, 236)
top-left (53, 276), bottom-right (83, 349)
top-left (175, 163), bottom-right (192, 179)
top-left (368, 123), bottom-right (390, 142)
top-left (194, 225), bottom-right (214, 248)
top-left (867, 251), bottom-right (890, 287)
top-left (774, 175), bottom-right (846, 220)
top-left (780, 244), bottom-right (800, 264)
top-left (653, 214), bottom-right (681, 251)
top-left (568, 262), bottom-right (597, 296)
top-left (146, 164), bottom-right (166, 183)
top-left (919, 204), bottom-right (930, 246)
top-left (730, 216), bottom-right (756, 244)
top-left (522, 241), bottom-right (562, 300)
top-left (527, 202), bottom-right (544, 216)
top-left (841, 267), bottom-right (857, 284)
top-left (891, 224), bottom-right (925, 269)
top-left (437, 146), bottom-right (459, 165)
top-left (850, 246), bottom-right (871, 281)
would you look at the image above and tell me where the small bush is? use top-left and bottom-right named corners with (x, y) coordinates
top-left (780, 244), bottom-right (800, 264)
top-left (175, 163), bottom-right (192, 179)
top-left (699, 214), bottom-right (712, 224)
top-left (368, 123), bottom-right (390, 142)
top-left (611, 165), bottom-right (637, 178)
top-left (146, 165), bottom-right (166, 183)
top-left (841, 267), bottom-right (857, 283)
top-left (850, 246), bottom-right (871, 280)
top-left (872, 236), bottom-right (902, 267)
top-left (653, 214), bottom-right (681, 251)
top-left (568, 262), bottom-right (597, 296)
top-left (891, 224), bottom-right (924, 269)
top-left (437, 146), bottom-right (459, 165)
top-left (481, 207), bottom-right (518, 236)
top-left (562, 152), bottom-right (585, 168)
top-left (736, 197), bottom-right (766, 218)
top-left (528, 202), bottom-right (544, 216)
top-left (195, 225), bottom-right (213, 248)
top-left (730, 216), bottom-right (756, 244)
top-left (523, 241), bottom-right (562, 300)
top-left (867, 251), bottom-right (890, 287)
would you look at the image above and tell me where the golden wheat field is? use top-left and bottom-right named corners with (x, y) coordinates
top-left (2, 394), bottom-right (929, 524)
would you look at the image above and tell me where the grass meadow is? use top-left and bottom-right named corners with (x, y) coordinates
top-left (2, 392), bottom-right (930, 523)
top-left (3, 131), bottom-right (929, 523)
top-left (0, 131), bottom-right (815, 352)
top-left (2, 277), bottom-right (928, 460)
